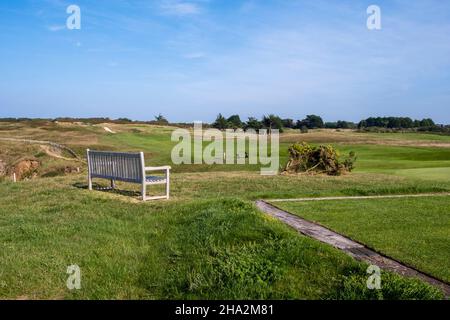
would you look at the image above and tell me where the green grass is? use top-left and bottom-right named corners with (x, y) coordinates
top-left (1, 122), bottom-right (449, 299)
top-left (273, 196), bottom-right (450, 283)
top-left (332, 145), bottom-right (450, 173)
top-left (363, 131), bottom-right (450, 142)
top-left (100, 131), bottom-right (450, 179)
top-left (393, 167), bottom-right (450, 181)
top-left (2, 122), bottom-right (450, 178)
top-left (0, 177), bottom-right (443, 299)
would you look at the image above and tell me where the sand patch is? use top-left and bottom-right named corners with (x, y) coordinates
top-left (103, 127), bottom-right (116, 134)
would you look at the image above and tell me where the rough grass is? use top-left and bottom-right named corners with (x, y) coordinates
top-left (273, 196), bottom-right (450, 283)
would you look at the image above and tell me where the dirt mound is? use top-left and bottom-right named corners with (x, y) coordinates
top-left (10, 159), bottom-right (40, 180)
top-left (0, 160), bottom-right (6, 176)
top-left (40, 145), bottom-right (62, 157)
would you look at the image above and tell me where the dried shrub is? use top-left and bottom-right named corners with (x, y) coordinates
top-left (283, 142), bottom-right (356, 176)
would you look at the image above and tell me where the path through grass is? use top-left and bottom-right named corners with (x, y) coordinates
top-left (274, 196), bottom-right (450, 283)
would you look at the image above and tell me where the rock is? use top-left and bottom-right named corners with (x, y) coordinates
top-left (64, 166), bottom-right (80, 174)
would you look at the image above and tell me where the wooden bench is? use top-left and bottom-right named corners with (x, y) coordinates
top-left (86, 149), bottom-right (171, 201)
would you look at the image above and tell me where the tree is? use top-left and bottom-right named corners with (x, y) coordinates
top-left (326, 121), bottom-right (356, 129)
top-left (117, 118), bottom-right (132, 123)
top-left (300, 125), bottom-right (309, 133)
top-left (154, 114), bottom-right (169, 124)
top-left (325, 122), bottom-right (338, 129)
top-left (298, 115), bottom-right (324, 129)
top-left (358, 120), bottom-right (367, 129)
top-left (227, 115), bottom-right (243, 129)
top-left (282, 118), bottom-right (295, 128)
top-left (419, 118), bottom-right (435, 127)
top-left (262, 114), bottom-right (283, 133)
top-left (399, 117), bottom-right (413, 128)
top-left (245, 117), bottom-right (262, 131)
top-left (336, 120), bottom-right (356, 129)
top-left (212, 114), bottom-right (229, 130)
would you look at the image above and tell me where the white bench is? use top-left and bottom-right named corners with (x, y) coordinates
top-left (86, 149), bottom-right (171, 201)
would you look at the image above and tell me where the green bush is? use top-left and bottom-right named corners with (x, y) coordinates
top-left (300, 126), bottom-right (309, 134)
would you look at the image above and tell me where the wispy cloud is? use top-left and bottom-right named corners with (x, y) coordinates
top-left (183, 52), bottom-right (206, 59)
top-left (160, 1), bottom-right (201, 16)
top-left (47, 24), bottom-right (65, 32)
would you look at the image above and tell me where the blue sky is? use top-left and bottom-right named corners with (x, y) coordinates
top-left (1, 0), bottom-right (450, 123)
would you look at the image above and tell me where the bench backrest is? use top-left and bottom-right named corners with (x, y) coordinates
top-left (87, 150), bottom-right (144, 183)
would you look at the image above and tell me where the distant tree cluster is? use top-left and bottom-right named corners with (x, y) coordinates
top-left (296, 115), bottom-right (324, 129)
top-left (358, 117), bottom-right (435, 129)
top-left (212, 114), bottom-right (285, 132)
top-left (212, 114), bottom-right (331, 133)
top-left (325, 121), bottom-right (357, 129)
top-left (206, 113), bottom-right (450, 134)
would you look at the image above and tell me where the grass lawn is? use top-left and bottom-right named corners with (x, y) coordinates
top-left (362, 131), bottom-right (450, 142)
top-left (273, 196), bottom-right (450, 283)
top-left (336, 145), bottom-right (450, 175)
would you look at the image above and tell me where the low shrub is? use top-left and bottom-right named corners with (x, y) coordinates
top-left (283, 142), bottom-right (356, 176)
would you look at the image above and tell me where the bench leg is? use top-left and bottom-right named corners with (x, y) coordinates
top-left (166, 170), bottom-right (170, 200)
top-left (141, 183), bottom-right (147, 201)
top-left (88, 175), bottom-right (92, 191)
top-left (111, 179), bottom-right (116, 189)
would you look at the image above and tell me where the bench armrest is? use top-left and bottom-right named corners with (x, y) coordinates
top-left (145, 166), bottom-right (171, 171)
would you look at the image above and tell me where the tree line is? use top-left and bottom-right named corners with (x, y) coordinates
top-left (357, 117), bottom-right (435, 129)
top-left (212, 114), bottom-right (330, 132)
top-left (1, 115), bottom-right (448, 133)
top-left (211, 114), bottom-right (447, 132)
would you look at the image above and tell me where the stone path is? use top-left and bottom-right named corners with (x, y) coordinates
top-left (255, 200), bottom-right (450, 297)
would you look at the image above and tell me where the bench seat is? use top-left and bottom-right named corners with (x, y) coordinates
top-left (146, 176), bottom-right (167, 184)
